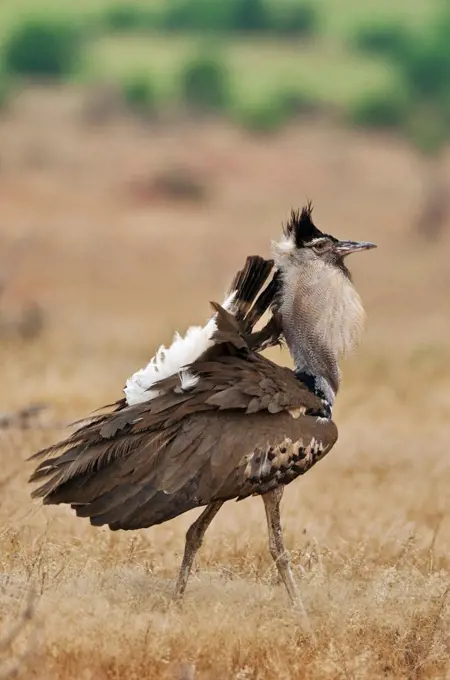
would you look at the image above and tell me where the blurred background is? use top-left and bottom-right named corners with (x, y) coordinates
top-left (2, 2), bottom-right (450, 677)
top-left (0, 0), bottom-right (450, 484)
top-left (0, 0), bottom-right (450, 387)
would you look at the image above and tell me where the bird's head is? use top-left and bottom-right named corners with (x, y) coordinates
top-left (274, 203), bottom-right (376, 279)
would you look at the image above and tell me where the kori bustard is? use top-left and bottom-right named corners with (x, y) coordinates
top-left (29, 205), bottom-right (375, 605)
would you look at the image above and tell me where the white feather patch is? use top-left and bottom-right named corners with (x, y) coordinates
top-left (179, 369), bottom-right (199, 390)
top-left (124, 292), bottom-right (236, 405)
top-left (273, 235), bottom-right (295, 254)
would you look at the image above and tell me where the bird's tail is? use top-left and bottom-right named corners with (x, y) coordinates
top-left (227, 255), bottom-right (282, 350)
top-left (227, 255), bottom-right (273, 323)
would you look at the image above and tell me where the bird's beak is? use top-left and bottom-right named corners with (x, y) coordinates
top-left (335, 240), bottom-right (377, 256)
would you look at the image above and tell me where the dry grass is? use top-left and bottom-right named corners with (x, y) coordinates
top-left (1, 88), bottom-right (450, 679)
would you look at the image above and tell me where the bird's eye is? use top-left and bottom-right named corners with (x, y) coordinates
top-left (313, 239), bottom-right (329, 252)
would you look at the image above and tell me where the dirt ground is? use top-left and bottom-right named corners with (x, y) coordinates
top-left (1, 87), bottom-right (450, 679)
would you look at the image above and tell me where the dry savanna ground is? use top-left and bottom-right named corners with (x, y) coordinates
top-left (1, 89), bottom-right (450, 679)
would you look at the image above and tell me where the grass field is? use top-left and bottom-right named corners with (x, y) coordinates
top-left (0, 86), bottom-right (450, 678)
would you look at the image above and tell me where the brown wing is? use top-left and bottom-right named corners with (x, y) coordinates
top-left (29, 305), bottom-right (337, 531)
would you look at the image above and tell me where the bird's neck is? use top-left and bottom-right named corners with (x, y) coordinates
top-left (278, 261), bottom-right (365, 402)
top-left (293, 369), bottom-right (335, 417)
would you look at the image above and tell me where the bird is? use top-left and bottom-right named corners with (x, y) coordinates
top-left (28, 204), bottom-right (376, 606)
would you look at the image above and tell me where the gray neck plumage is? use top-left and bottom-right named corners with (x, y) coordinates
top-left (286, 327), bottom-right (338, 414)
top-left (275, 257), bottom-right (365, 414)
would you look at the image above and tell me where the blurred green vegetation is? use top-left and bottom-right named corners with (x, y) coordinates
top-left (0, 0), bottom-right (433, 38)
top-left (0, 0), bottom-right (448, 143)
top-left (179, 52), bottom-right (231, 112)
top-left (349, 3), bottom-right (450, 235)
top-left (0, 77), bottom-right (11, 110)
top-left (120, 73), bottom-right (157, 117)
top-left (3, 17), bottom-right (84, 79)
top-left (350, 21), bottom-right (409, 59)
top-left (155, 0), bottom-right (318, 37)
top-left (351, 5), bottom-right (450, 156)
top-left (101, 4), bottom-right (158, 32)
top-left (349, 88), bottom-right (409, 130)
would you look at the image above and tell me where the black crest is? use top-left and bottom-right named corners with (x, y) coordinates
top-left (284, 203), bottom-right (324, 248)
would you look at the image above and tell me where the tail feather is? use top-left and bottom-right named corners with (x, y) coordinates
top-left (227, 256), bottom-right (274, 324)
top-left (243, 270), bottom-right (281, 334)
top-left (227, 256), bottom-right (282, 350)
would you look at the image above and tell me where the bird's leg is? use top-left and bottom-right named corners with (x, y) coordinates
top-left (262, 488), bottom-right (314, 637)
top-left (174, 501), bottom-right (223, 600)
top-left (262, 487), bottom-right (299, 603)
